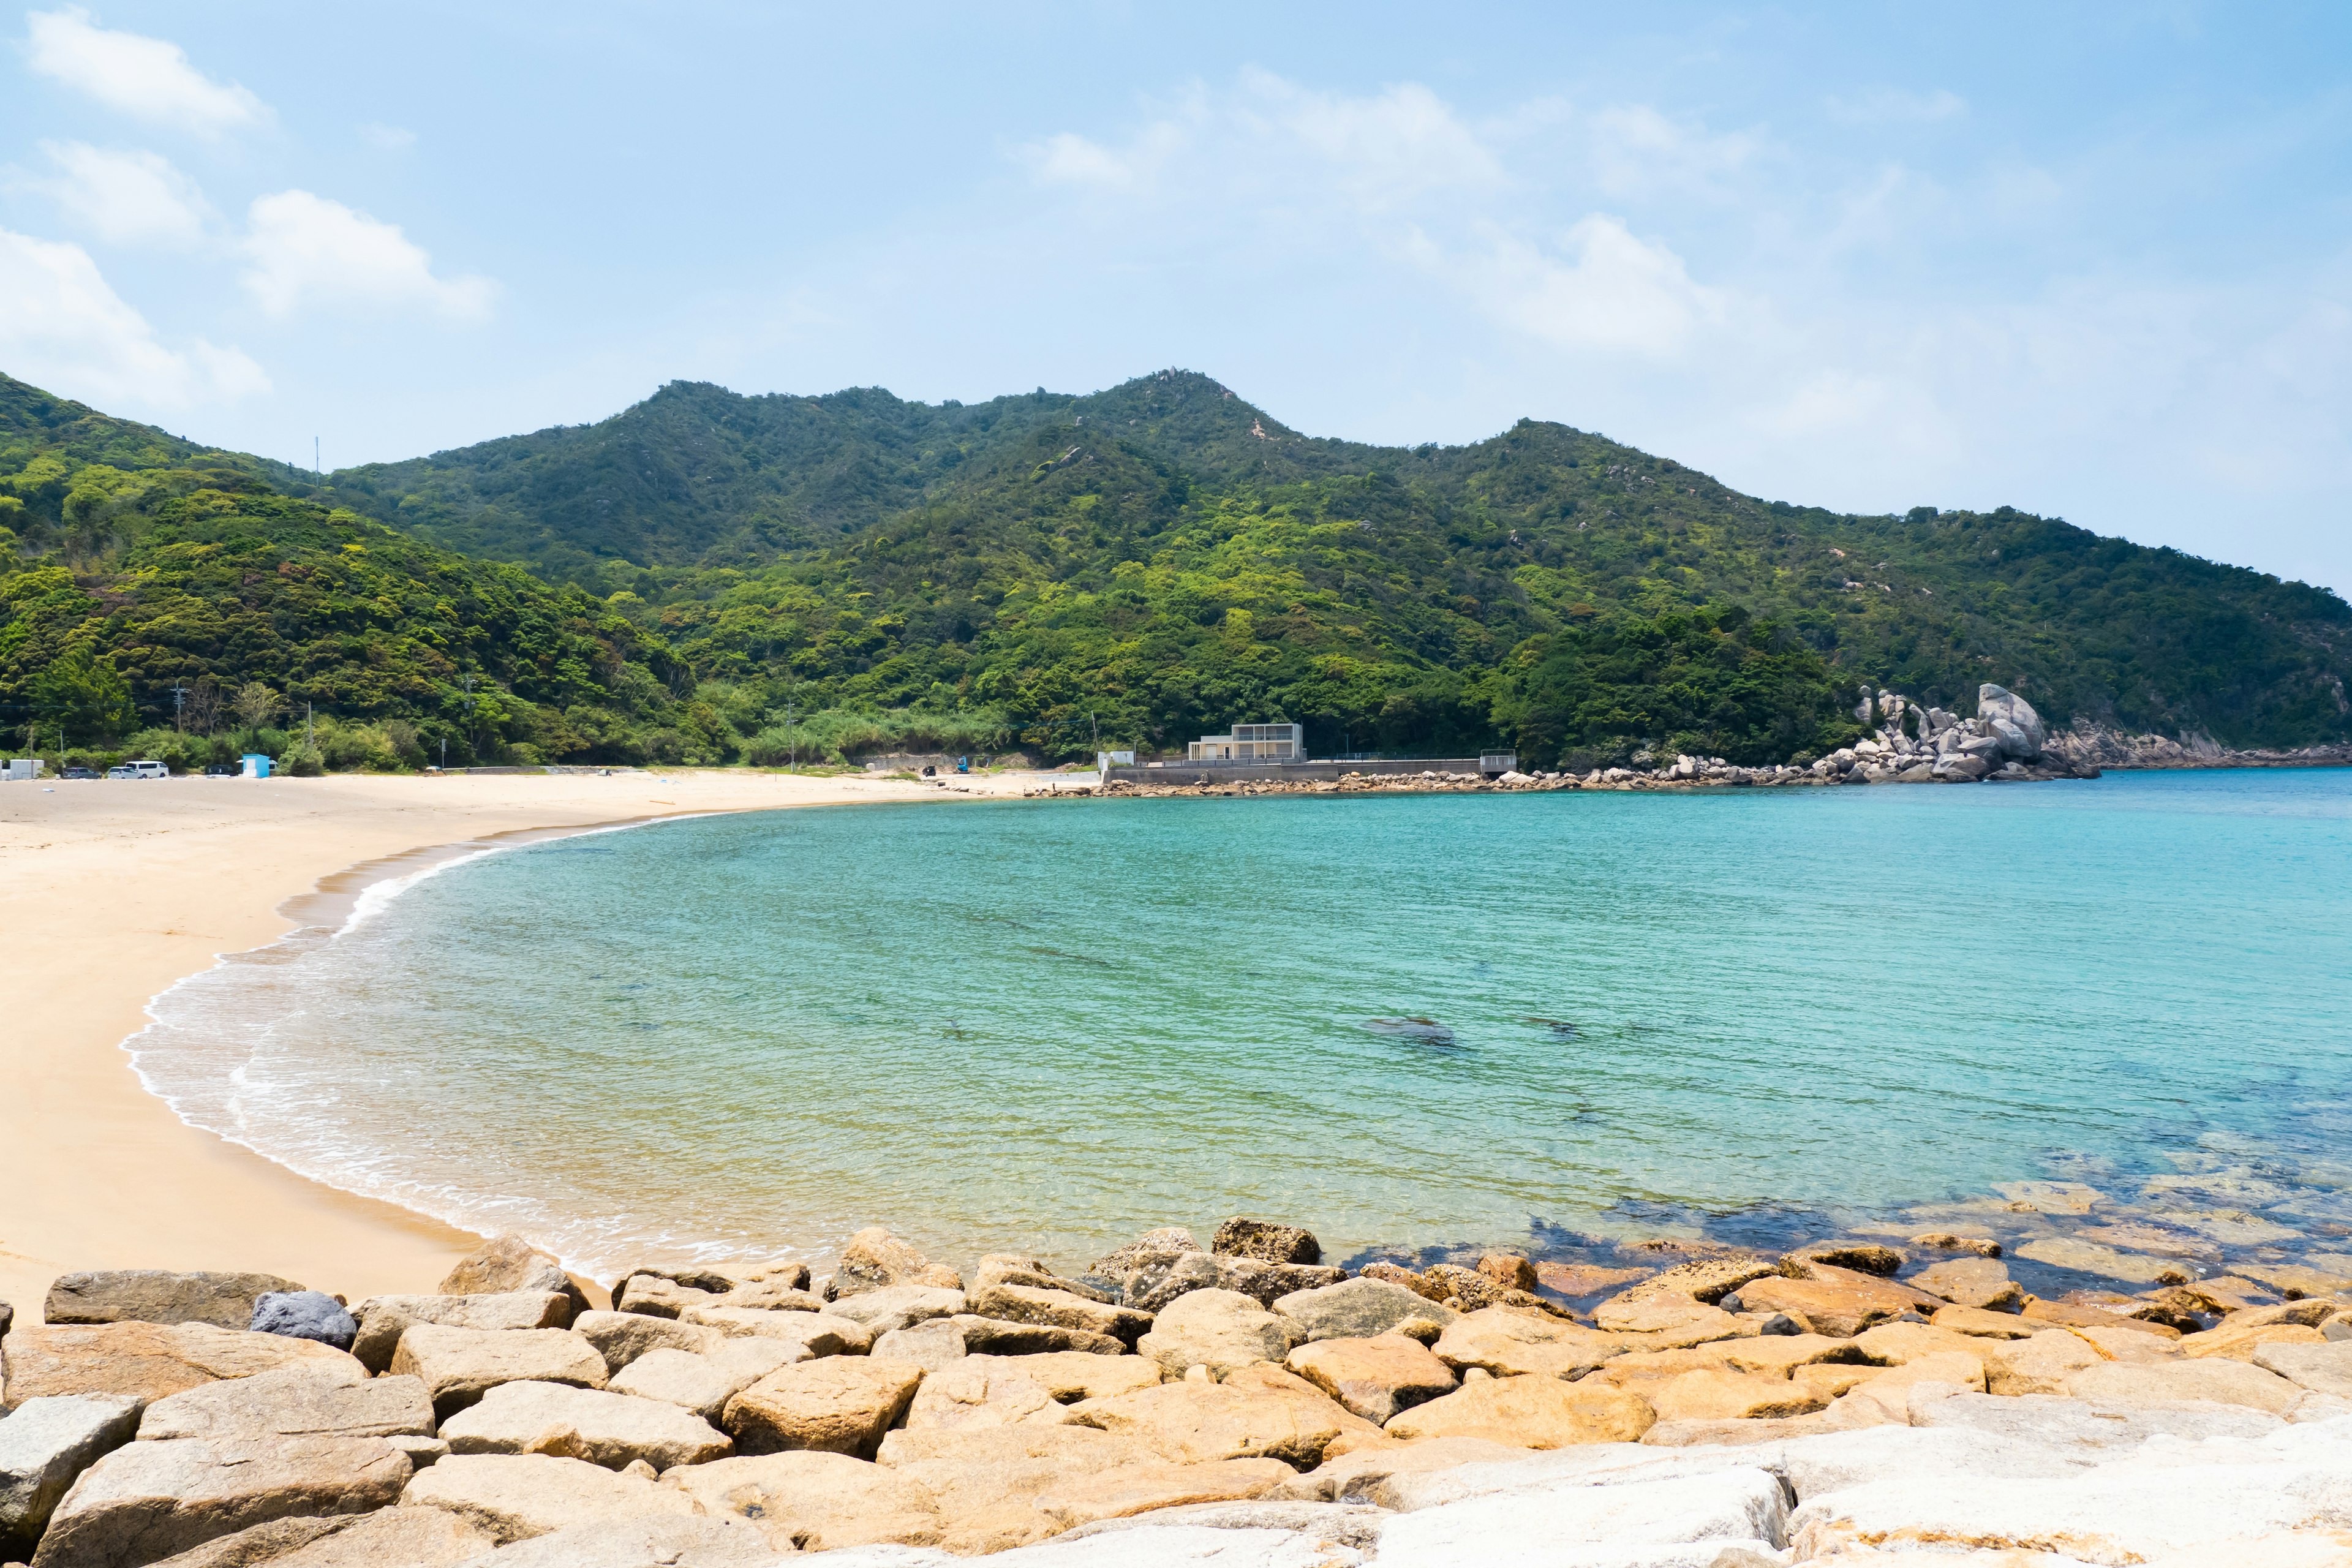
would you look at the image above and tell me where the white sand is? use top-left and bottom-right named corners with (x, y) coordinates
top-left (0, 766), bottom-right (1085, 1316)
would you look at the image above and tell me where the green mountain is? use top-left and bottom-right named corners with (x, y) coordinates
top-left (5, 366), bottom-right (2347, 771)
top-left (0, 373), bottom-right (698, 770)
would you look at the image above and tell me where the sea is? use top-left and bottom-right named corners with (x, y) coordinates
top-left (131, 767), bottom-right (2352, 1284)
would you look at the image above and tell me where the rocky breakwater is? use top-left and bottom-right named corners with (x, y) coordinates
top-left (6, 1212), bottom-right (2352, 1566)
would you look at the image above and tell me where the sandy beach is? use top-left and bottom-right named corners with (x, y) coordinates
top-left (0, 766), bottom-right (1079, 1320)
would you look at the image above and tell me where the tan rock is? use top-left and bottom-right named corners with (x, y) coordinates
top-left (903, 1351), bottom-right (1163, 1433)
top-left (1737, 1264), bottom-right (1940, 1338)
top-left (42, 1272), bottom-right (306, 1332)
top-left (2252, 1341), bottom-right (2352, 1398)
top-left (399, 1452), bottom-right (697, 1545)
top-left (1829, 1351), bottom-right (1986, 1424)
top-left (2179, 1320), bottom-right (2327, 1362)
top-left (1024, 1455), bottom-right (1296, 1539)
top-left (679, 1306), bottom-right (874, 1357)
top-left (1909, 1258), bottom-right (2023, 1311)
top-left (658, 1450), bottom-right (943, 1551)
top-left (570, 1309), bottom-right (718, 1376)
top-left (819, 1284), bottom-right (963, 1335)
top-left (1531, 1262), bottom-right (1649, 1296)
top-left (1908, 1233), bottom-right (2000, 1258)
top-left (349, 1292), bottom-right (573, 1374)
top-left (137, 1366), bottom-right (432, 1442)
top-left (612, 1275), bottom-right (715, 1320)
top-left (34, 1436), bottom-right (409, 1567)
top-left (712, 1280), bottom-right (829, 1314)
top-left (1596, 1333), bottom-right (1866, 1382)
top-left (722, 1357), bottom-right (925, 1457)
top-left (1853, 1321), bottom-right (1989, 1367)
top-left (1270, 1279), bottom-right (1457, 1344)
top-left (439, 1379), bottom-right (731, 1470)
top-left (831, 1228), bottom-right (962, 1298)
top-left (1430, 1307), bottom-right (1623, 1379)
top-left (1134, 1289), bottom-right (1298, 1378)
top-left (1992, 1179), bottom-right (2103, 1214)
top-left (2021, 1298), bottom-right (2182, 1338)
top-left (2015, 1236), bottom-right (2190, 1285)
top-left (1643, 1370), bottom-right (1827, 1422)
top-left (1929, 1305), bottom-right (2037, 1340)
top-left (872, 1423), bottom-right (1147, 1554)
top-left (1586, 1297), bottom-right (1752, 1344)
top-left (1284, 1335), bottom-right (1456, 1423)
top-left (2065, 1357), bottom-right (2304, 1415)
top-left (1597, 1257), bottom-right (1776, 1313)
top-left (964, 1283), bottom-right (1150, 1346)
top-left (1786, 1243), bottom-right (1905, 1276)
top-left (1268, 1434), bottom-right (1528, 1503)
top-left (2074, 1221), bottom-right (2223, 1261)
top-left (1385, 1372), bottom-right (1653, 1447)
top-left (438, 1236), bottom-right (583, 1311)
top-left (1209, 1217), bottom-right (1321, 1266)
top-left (1475, 1254), bottom-right (1537, 1291)
top-left (175, 1506), bottom-right (499, 1568)
top-left (1356, 1262), bottom-right (1451, 1303)
top-left (937, 1314), bottom-right (1124, 1357)
top-left (2158, 1274), bottom-right (2282, 1314)
top-left (2, 1323), bottom-right (361, 1414)
top-left (2232, 1261), bottom-right (2352, 1298)
top-left (1064, 1365), bottom-right (1372, 1467)
top-left (1790, 1363), bottom-right (1878, 1401)
top-left (606, 1341), bottom-right (793, 1424)
top-left (387, 1326), bottom-right (606, 1419)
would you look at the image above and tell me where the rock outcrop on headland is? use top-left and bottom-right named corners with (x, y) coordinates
top-left (4, 1196), bottom-right (2350, 1566)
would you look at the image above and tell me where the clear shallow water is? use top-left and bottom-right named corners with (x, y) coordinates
top-left (136, 769), bottom-right (2352, 1282)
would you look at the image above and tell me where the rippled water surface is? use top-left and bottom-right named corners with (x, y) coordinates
top-left (137, 769), bottom-right (2352, 1280)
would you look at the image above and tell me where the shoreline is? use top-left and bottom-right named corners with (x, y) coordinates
top-left (0, 768), bottom-right (1080, 1317)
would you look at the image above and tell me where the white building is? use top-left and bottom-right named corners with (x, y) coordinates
top-left (1186, 722), bottom-right (1303, 763)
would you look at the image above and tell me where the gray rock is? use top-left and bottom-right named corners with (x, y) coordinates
top-left (1123, 1253), bottom-right (1344, 1313)
top-left (963, 1283), bottom-right (1150, 1347)
top-left (1977, 684), bottom-right (2047, 758)
top-left (971, 1262), bottom-right (1114, 1305)
top-left (570, 1310), bottom-right (717, 1376)
top-left (34, 1436), bottom-right (410, 1568)
top-left (44, 1272), bottom-right (305, 1332)
top-left (444, 1515), bottom-right (784, 1568)
top-left (0, 1395), bottom-right (141, 1557)
top-left (3, 1301), bottom-right (14, 1340)
top-left (439, 1381), bottom-right (732, 1471)
top-left (826, 1229), bottom-right (962, 1300)
top-left (1272, 1279), bottom-right (1458, 1343)
top-left (349, 1292), bottom-right (573, 1375)
top-left (614, 1276), bottom-right (715, 1320)
top-left (248, 1295), bottom-right (356, 1352)
top-left (820, 1286), bottom-right (966, 1336)
top-left (138, 1367), bottom-right (432, 1442)
top-left (1210, 1218), bottom-right (1321, 1265)
top-left (438, 1236), bottom-right (588, 1321)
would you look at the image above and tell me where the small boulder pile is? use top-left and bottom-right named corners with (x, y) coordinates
top-left (4, 1217), bottom-right (2350, 1567)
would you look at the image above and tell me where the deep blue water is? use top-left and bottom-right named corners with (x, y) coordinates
top-left (137, 768), bottom-right (2352, 1281)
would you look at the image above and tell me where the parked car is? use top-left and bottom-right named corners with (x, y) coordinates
top-left (107, 759), bottom-right (170, 780)
top-left (203, 763), bottom-right (241, 777)
top-left (61, 766), bottom-right (98, 779)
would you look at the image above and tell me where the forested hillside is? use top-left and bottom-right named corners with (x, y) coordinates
top-left (6, 367), bottom-right (2348, 772)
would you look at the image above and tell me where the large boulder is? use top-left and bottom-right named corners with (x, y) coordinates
top-left (137, 1366), bottom-right (431, 1442)
top-left (1383, 1373), bottom-right (1655, 1447)
top-left (817, 1284), bottom-right (964, 1336)
top-left (1374, 1466), bottom-right (1790, 1565)
top-left (439, 1381), bottom-right (731, 1471)
top-left (930, 1315), bottom-right (1124, 1357)
top-left (246, 1294), bottom-right (357, 1353)
top-left (43, 1273), bottom-right (306, 1333)
top-left (1905, 1257), bottom-right (2022, 1312)
top-left (607, 1342), bottom-right (793, 1424)
top-left (1735, 1262), bottom-right (1942, 1337)
top-left (1977, 684), bottom-right (2046, 758)
top-left (656, 1450), bottom-right (940, 1553)
top-left (1062, 1365), bottom-right (1374, 1468)
top-left (1643, 1368), bottom-right (1829, 1423)
top-left (869, 1320), bottom-right (973, 1371)
top-left (569, 1310), bottom-right (717, 1376)
top-left (349, 1293), bottom-right (573, 1375)
top-left (677, 1306), bottom-right (873, 1359)
top-left (2064, 1357), bottom-right (2305, 1415)
top-left (963, 1283), bottom-right (1150, 1348)
top-left (1430, 1308), bottom-right (1623, 1379)
top-left (387, 1326), bottom-right (606, 1420)
top-left (0, 1395), bottom-right (141, 1558)
top-left (1134, 1290), bottom-right (1298, 1378)
top-left (611, 1276), bottom-right (715, 1321)
top-left (2014, 1235), bottom-right (2188, 1285)
top-left (903, 1352), bottom-right (1163, 1433)
top-left (2253, 1340), bottom-right (2352, 1398)
top-left (1209, 1219), bottom-right (1320, 1266)
top-left (720, 1359), bottom-right (926, 1457)
top-left (1119, 1253), bottom-right (1343, 1314)
top-left (1284, 1335), bottom-right (1457, 1423)
top-left (1, 1324), bottom-right (361, 1414)
top-left (1271, 1280), bottom-right (1455, 1344)
top-left (437, 1237), bottom-right (588, 1321)
top-left (154, 1506), bottom-right (496, 1568)
top-left (32, 1436), bottom-right (409, 1567)
top-left (399, 1453), bottom-right (696, 1546)
top-left (827, 1229), bottom-right (961, 1300)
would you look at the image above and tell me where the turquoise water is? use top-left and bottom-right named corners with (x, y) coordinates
top-left (137, 769), bottom-right (2352, 1282)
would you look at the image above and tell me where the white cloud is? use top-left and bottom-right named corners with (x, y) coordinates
top-left (360, 122), bottom-right (417, 151)
top-left (239, 190), bottom-right (496, 321)
top-left (1424, 214), bottom-right (1728, 357)
top-left (1826, 88), bottom-right (1968, 125)
top-left (24, 7), bottom-right (271, 136)
top-left (23, 141), bottom-right (213, 247)
top-left (1589, 105), bottom-right (1763, 198)
top-left (0, 227), bottom-right (266, 406)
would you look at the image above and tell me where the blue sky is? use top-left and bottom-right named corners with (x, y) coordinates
top-left (4, 2), bottom-right (2349, 590)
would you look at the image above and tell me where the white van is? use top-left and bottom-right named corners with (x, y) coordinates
top-left (107, 760), bottom-right (170, 780)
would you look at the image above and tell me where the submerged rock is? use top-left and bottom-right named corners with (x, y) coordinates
top-left (1210, 1218), bottom-right (1322, 1267)
top-left (827, 1229), bottom-right (962, 1300)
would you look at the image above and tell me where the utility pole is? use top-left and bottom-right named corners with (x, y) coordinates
top-left (314, 437), bottom-right (320, 477)
top-left (785, 688), bottom-right (794, 774)
top-left (305, 702), bottom-right (314, 752)
top-left (172, 684), bottom-right (187, 731)
top-left (462, 674), bottom-right (475, 763)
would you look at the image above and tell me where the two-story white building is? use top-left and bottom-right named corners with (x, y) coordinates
top-left (1186, 722), bottom-right (1303, 762)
